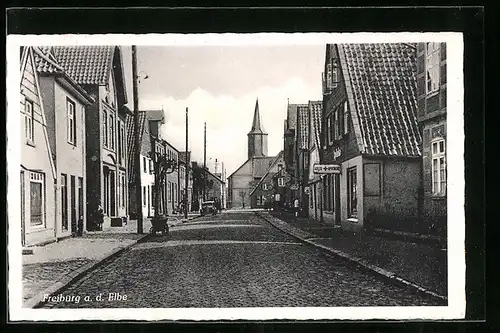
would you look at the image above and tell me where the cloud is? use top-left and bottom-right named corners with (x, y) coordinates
top-left (139, 77), bottom-right (322, 176)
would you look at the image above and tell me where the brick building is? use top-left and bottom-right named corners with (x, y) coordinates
top-left (320, 43), bottom-right (422, 232)
top-left (416, 42), bottom-right (447, 237)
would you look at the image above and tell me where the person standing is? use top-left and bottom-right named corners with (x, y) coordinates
top-left (294, 198), bottom-right (299, 217)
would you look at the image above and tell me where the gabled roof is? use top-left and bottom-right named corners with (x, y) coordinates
top-left (252, 156), bottom-right (277, 178)
top-left (51, 45), bottom-right (128, 105)
top-left (32, 47), bottom-right (94, 105)
top-left (308, 100), bottom-right (322, 151)
top-left (339, 43), bottom-right (421, 157)
top-left (297, 105), bottom-right (309, 150)
top-left (286, 103), bottom-right (307, 132)
top-left (249, 151), bottom-right (284, 196)
top-left (248, 98), bottom-right (267, 135)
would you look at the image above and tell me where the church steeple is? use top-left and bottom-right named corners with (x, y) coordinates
top-left (248, 98), bottom-right (266, 135)
top-left (247, 98), bottom-right (268, 159)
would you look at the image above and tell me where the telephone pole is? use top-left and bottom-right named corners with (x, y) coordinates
top-left (132, 45), bottom-right (143, 234)
top-left (184, 107), bottom-right (189, 219)
top-left (203, 122), bottom-right (207, 201)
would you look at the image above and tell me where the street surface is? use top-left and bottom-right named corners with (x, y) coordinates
top-left (43, 212), bottom-right (438, 308)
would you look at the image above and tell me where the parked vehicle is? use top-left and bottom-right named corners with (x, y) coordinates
top-left (150, 215), bottom-right (169, 236)
top-left (200, 201), bottom-right (217, 216)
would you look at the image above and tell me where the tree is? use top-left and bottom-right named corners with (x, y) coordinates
top-left (191, 162), bottom-right (214, 211)
top-left (148, 149), bottom-right (177, 221)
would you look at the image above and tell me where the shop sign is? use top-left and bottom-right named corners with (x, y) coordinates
top-left (313, 164), bottom-right (341, 174)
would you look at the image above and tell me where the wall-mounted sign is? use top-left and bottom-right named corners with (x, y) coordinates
top-left (313, 164), bottom-right (341, 174)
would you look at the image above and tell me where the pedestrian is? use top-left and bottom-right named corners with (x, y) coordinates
top-left (97, 202), bottom-right (104, 231)
top-left (294, 198), bottom-right (299, 217)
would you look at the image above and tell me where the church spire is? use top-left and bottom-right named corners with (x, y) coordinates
top-left (248, 98), bottom-right (266, 135)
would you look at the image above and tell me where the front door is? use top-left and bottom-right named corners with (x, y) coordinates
top-left (70, 176), bottom-right (76, 234)
top-left (334, 174), bottom-right (341, 225)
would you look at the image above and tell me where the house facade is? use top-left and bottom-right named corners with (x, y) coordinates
top-left (307, 101), bottom-right (324, 221)
top-left (51, 46), bottom-right (130, 230)
top-left (163, 140), bottom-right (180, 215)
top-left (296, 105), bottom-right (310, 214)
top-left (205, 169), bottom-right (225, 207)
top-left (34, 47), bottom-right (94, 239)
top-left (249, 151), bottom-right (285, 209)
top-left (416, 42), bottom-right (447, 237)
top-left (320, 43), bottom-right (422, 232)
top-left (20, 47), bottom-right (57, 246)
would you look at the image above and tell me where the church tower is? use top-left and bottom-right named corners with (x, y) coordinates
top-left (247, 98), bottom-right (268, 159)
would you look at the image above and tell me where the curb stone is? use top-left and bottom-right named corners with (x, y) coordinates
top-left (25, 233), bottom-right (150, 309)
top-left (256, 212), bottom-right (447, 304)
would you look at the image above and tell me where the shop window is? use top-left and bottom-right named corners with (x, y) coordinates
top-left (431, 138), bottom-right (446, 196)
top-left (347, 167), bottom-right (358, 218)
top-left (30, 171), bottom-right (45, 227)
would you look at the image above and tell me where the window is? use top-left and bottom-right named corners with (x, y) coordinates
top-left (337, 105), bottom-right (344, 138)
top-left (102, 111), bottom-right (108, 147)
top-left (143, 157), bottom-right (147, 173)
top-left (278, 164), bottom-right (283, 171)
top-left (30, 172), bottom-right (45, 227)
top-left (25, 99), bottom-right (34, 142)
top-left (67, 98), bottom-right (76, 145)
top-left (262, 183), bottom-right (267, 191)
top-left (142, 186), bottom-right (146, 206)
top-left (431, 138), bottom-right (446, 196)
top-left (343, 102), bottom-right (349, 135)
top-left (120, 123), bottom-right (126, 163)
top-left (278, 178), bottom-right (285, 187)
top-left (327, 114), bottom-right (334, 145)
top-left (109, 114), bottom-right (115, 150)
top-left (149, 159), bottom-right (154, 174)
top-left (168, 182), bottom-right (172, 202)
top-left (118, 121), bottom-right (122, 162)
top-left (426, 42), bottom-right (441, 94)
top-left (331, 59), bottom-right (339, 88)
top-left (347, 167), bottom-right (358, 218)
top-left (121, 173), bottom-right (126, 207)
top-left (61, 174), bottom-right (68, 230)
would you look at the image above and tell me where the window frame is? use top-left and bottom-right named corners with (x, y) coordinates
top-left (67, 98), bottom-right (77, 145)
top-left (109, 113), bottom-right (115, 150)
top-left (25, 98), bottom-right (35, 143)
top-left (347, 167), bottom-right (358, 218)
top-left (29, 171), bottom-right (46, 228)
top-left (278, 178), bottom-right (285, 187)
top-left (102, 111), bottom-right (108, 147)
top-left (425, 42), bottom-right (441, 95)
top-left (431, 137), bottom-right (446, 197)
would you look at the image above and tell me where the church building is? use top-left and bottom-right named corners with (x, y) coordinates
top-left (227, 99), bottom-right (277, 208)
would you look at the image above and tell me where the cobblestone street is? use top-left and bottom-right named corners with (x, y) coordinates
top-left (42, 212), bottom-right (440, 308)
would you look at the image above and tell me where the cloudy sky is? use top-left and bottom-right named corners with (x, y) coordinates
top-left (121, 45), bottom-right (324, 176)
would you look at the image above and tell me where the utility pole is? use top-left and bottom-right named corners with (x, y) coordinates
top-left (184, 107), bottom-right (189, 219)
top-left (203, 122), bottom-right (207, 201)
top-left (132, 45), bottom-right (143, 234)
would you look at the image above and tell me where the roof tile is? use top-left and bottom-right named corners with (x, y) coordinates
top-left (341, 43), bottom-right (421, 157)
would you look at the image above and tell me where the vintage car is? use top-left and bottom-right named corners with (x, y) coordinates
top-left (200, 201), bottom-right (217, 216)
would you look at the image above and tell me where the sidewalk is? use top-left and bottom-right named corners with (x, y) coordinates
top-left (22, 214), bottom-right (200, 308)
top-left (259, 211), bottom-right (447, 301)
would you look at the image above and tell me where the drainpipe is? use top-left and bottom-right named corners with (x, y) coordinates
top-left (53, 178), bottom-right (58, 242)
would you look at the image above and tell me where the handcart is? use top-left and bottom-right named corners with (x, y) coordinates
top-left (149, 215), bottom-right (169, 236)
